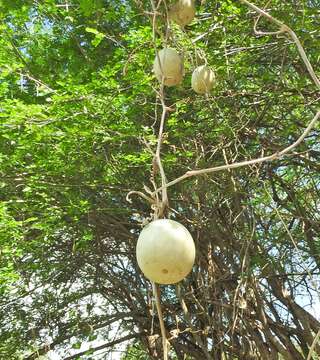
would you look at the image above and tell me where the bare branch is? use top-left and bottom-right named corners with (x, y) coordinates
top-left (63, 333), bottom-right (142, 360)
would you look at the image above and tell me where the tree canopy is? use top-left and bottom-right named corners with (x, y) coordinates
top-left (0, 0), bottom-right (319, 359)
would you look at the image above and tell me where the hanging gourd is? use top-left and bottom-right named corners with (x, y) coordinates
top-left (169, 0), bottom-right (196, 27)
top-left (191, 65), bottom-right (215, 94)
top-left (153, 48), bottom-right (184, 86)
top-left (136, 219), bottom-right (195, 284)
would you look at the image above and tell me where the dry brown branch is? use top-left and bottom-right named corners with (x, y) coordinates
top-left (63, 333), bottom-right (143, 360)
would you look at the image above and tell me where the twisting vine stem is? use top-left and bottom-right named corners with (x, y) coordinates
top-left (154, 83), bottom-right (170, 218)
top-left (149, 1), bottom-right (170, 359)
top-left (150, 82), bottom-right (171, 358)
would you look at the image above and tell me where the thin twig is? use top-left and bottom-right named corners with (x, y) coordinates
top-left (152, 111), bottom-right (320, 194)
top-left (176, 285), bottom-right (212, 360)
top-left (239, 0), bottom-right (286, 27)
top-left (263, 184), bottom-right (319, 295)
top-left (253, 0), bottom-right (282, 36)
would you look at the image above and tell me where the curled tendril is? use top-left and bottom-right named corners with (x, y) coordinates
top-left (126, 190), bottom-right (156, 205)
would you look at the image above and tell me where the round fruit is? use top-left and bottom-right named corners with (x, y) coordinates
top-left (169, 0), bottom-right (196, 27)
top-left (191, 65), bottom-right (215, 94)
top-left (136, 219), bottom-right (195, 284)
top-left (153, 48), bottom-right (184, 87)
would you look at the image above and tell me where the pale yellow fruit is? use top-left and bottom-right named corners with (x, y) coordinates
top-left (153, 48), bottom-right (184, 87)
top-left (191, 65), bottom-right (215, 94)
top-left (136, 219), bottom-right (195, 284)
top-left (169, 0), bottom-right (196, 27)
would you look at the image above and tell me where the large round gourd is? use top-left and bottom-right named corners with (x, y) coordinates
top-left (191, 65), bottom-right (215, 94)
top-left (136, 219), bottom-right (195, 284)
top-left (153, 48), bottom-right (183, 87)
top-left (169, 0), bottom-right (195, 27)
